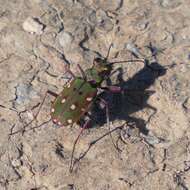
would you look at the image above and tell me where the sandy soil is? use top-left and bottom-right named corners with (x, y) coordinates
top-left (0, 0), bottom-right (190, 189)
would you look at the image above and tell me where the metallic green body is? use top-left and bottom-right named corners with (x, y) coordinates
top-left (85, 68), bottom-right (102, 84)
top-left (51, 77), bottom-right (97, 126)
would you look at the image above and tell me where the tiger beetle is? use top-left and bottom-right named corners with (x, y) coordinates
top-left (10, 44), bottom-right (146, 172)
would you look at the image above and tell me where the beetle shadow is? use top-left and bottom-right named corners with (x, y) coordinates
top-left (89, 60), bottom-right (167, 136)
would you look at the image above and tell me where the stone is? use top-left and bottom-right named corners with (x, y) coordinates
top-left (93, 0), bottom-right (122, 11)
top-left (57, 31), bottom-right (73, 50)
top-left (183, 97), bottom-right (190, 110)
top-left (22, 17), bottom-right (45, 35)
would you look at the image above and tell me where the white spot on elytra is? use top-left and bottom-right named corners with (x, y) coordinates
top-left (51, 108), bottom-right (55, 113)
top-left (58, 121), bottom-right (62, 126)
top-left (67, 83), bottom-right (71, 88)
top-left (70, 104), bottom-right (76, 110)
top-left (61, 98), bottom-right (66, 103)
top-left (67, 119), bottom-right (73, 124)
top-left (53, 119), bottom-right (57, 123)
top-left (81, 108), bottom-right (85, 112)
top-left (86, 97), bottom-right (93, 102)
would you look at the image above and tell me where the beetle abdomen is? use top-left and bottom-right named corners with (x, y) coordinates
top-left (51, 78), bottom-right (97, 126)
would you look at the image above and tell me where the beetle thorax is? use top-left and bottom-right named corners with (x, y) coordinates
top-left (85, 68), bottom-right (103, 84)
top-left (85, 65), bottom-right (111, 84)
top-left (85, 58), bottom-right (112, 84)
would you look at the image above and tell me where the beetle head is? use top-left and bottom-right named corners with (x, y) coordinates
top-left (92, 43), bottom-right (113, 76)
top-left (93, 57), bottom-right (112, 75)
top-left (85, 57), bottom-right (112, 85)
top-left (86, 43), bottom-right (146, 85)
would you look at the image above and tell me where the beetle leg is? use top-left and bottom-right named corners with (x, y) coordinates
top-left (65, 64), bottom-right (76, 78)
top-left (105, 43), bottom-right (113, 61)
top-left (77, 64), bottom-right (87, 80)
top-left (74, 124), bottom-right (124, 169)
top-left (9, 90), bottom-right (57, 136)
top-left (85, 112), bottom-right (101, 125)
top-left (69, 119), bottom-right (91, 173)
top-left (47, 90), bottom-right (58, 98)
top-left (100, 86), bottom-right (123, 93)
top-left (98, 98), bottom-right (121, 152)
top-left (97, 97), bottom-right (106, 109)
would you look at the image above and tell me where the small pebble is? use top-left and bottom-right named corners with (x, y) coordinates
top-left (96, 9), bottom-right (114, 32)
top-left (142, 134), bottom-right (161, 145)
top-left (11, 159), bottom-right (21, 167)
top-left (22, 17), bottom-right (45, 35)
top-left (136, 21), bottom-right (149, 31)
top-left (183, 97), bottom-right (190, 110)
top-left (57, 31), bottom-right (73, 50)
top-left (125, 43), bottom-right (143, 58)
top-left (15, 83), bottom-right (38, 105)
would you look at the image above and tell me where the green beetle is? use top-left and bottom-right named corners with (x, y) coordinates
top-left (49, 48), bottom-right (145, 172)
top-left (50, 57), bottom-right (113, 127)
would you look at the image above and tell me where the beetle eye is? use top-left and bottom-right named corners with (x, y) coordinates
top-left (94, 57), bottom-right (104, 65)
top-left (95, 58), bottom-right (101, 62)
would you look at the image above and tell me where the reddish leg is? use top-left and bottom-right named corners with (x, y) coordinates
top-left (98, 98), bottom-right (121, 152)
top-left (74, 125), bottom-right (123, 168)
top-left (77, 64), bottom-right (87, 80)
top-left (69, 98), bottom-right (122, 172)
top-left (9, 90), bottom-right (58, 136)
top-left (69, 119), bottom-right (91, 173)
top-left (100, 86), bottom-right (122, 93)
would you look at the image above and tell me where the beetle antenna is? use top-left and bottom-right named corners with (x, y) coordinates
top-left (109, 58), bottom-right (146, 66)
top-left (77, 64), bottom-right (87, 80)
top-left (105, 43), bottom-right (113, 61)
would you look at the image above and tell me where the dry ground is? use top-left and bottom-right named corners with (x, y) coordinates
top-left (0, 0), bottom-right (190, 190)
